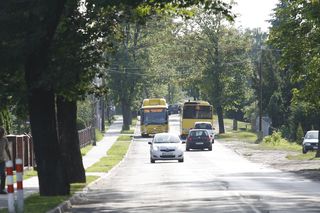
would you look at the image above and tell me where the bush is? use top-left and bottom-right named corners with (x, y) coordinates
top-left (77, 118), bottom-right (86, 130)
top-left (263, 131), bottom-right (287, 145)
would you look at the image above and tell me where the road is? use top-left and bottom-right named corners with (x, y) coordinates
top-left (67, 114), bottom-right (320, 212)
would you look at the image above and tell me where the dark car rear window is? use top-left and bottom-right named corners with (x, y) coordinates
top-left (195, 123), bottom-right (212, 129)
top-left (190, 130), bottom-right (208, 137)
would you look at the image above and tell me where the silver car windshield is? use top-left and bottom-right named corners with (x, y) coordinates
top-left (306, 132), bottom-right (319, 139)
top-left (154, 134), bottom-right (180, 143)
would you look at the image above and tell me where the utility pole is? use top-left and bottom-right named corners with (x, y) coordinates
top-left (259, 48), bottom-right (263, 132)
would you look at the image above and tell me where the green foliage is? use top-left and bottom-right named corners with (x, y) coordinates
top-left (261, 131), bottom-right (301, 151)
top-left (0, 108), bottom-right (11, 133)
top-left (76, 118), bottom-right (86, 130)
top-left (263, 131), bottom-right (284, 146)
top-left (269, 0), bottom-right (320, 107)
top-left (286, 102), bottom-right (320, 140)
top-left (77, 99), bottom-right (93, 127)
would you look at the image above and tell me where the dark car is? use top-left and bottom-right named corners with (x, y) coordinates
top-left (168, 104), bottom-right (180, 114)
top-left (194, 122), bottom-right (215, 143)
top-left (186, 129), bottom-right (212, 151)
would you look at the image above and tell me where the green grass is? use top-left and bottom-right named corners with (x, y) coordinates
top-left (286, 152), bottom-right (319, 160)
top-left (85, 140), bottom-right (130, 173)
top-left (120, 119), bottom-right (137, 134)
top-left (0, 176), bottom-right (99, 213)
top-left (121, 129), bottom-right (134, 134)
top-left (24, 169), bottom-right (38, 180)
top-left (223, 118), bottom-right (251, 131)
top-left (216, 130), bottom-right (257, 143)
top-left (117, 135), bottom-right (132, 141)
top-left (95, 129), bottom-right (104, 142)
top-left (81, 144), bottom-right (93, 156)
top-left (259, 141), bottom-right (301, 152)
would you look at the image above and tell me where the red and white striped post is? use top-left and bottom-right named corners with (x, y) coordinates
top-left (6, 160), bottom-right (15, 213)
top-left (16, 158), bottom-right (24, 213)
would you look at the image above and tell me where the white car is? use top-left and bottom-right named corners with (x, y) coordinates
top-left (302, 130), bottom-right (319, 154)
top-left (148, 133), bottom-right (184, 163)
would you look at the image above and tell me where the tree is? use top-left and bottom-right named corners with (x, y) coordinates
top-left (269, 0), bottom-right (320, 156)
top-left (176, 9), bottom-right (253, 133)
top-left (1, 0), bottom-right (233, 195)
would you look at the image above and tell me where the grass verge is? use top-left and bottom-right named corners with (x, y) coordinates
top-left (120, 118), bottom-right (137, 134)
top-left (0, 175), bottom-right (99, 213)
top-left (85, 139), bottom-right (131, 173)
top-left (259, 141), bottom-right (301, 152)
top-left (117, 135), bottom-right (132, 141)
top-left (216, 130), bottom-right (257, 143)
top-left (286, 152), bottom-right (319, 160)
top-left (215, 118), bottom-right (256, 143)
top-left (95, 129), bottom-right (104, 142)
top-left (81, 144), bottom-right (93, 156)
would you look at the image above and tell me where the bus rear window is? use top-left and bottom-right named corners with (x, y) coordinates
top-left (183, 106), bottom-right (212, 119)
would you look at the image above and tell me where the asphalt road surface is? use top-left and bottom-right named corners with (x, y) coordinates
top-left (67, 114), bottom-right (320, 213)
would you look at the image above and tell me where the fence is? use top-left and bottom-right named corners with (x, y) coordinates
top-left (6, 127), bottom-right (95, 170)
top-left (78, 127), bottom-right (95, 148)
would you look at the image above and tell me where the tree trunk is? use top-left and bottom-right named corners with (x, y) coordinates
top-left (216, 105), bottom-right (225, 134)
top-left (28, 89), bottom-right (69, 195)
top-left (57, 96), bottom-right (86, 183)
top-left (100, 97), bottom-right (105, 132)
top-left (121, 100), bottom-right (130, 130)
top-left (23, 0), bottom-right (68, 195)
top-left (233, 119), bottom-right (238, 131)
top-left (316, 119), bottom-right (320, 158)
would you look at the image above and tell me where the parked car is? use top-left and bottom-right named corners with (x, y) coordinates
top-left (193, 122), bottom-right (215, 143)
top-left (168, 104), bottom-right (180, 114)
top-left (186, 129), bottom-right (212, 151)
top-left (302, 130), bottom-right (319, 154)
top-left (148, 133), bottom-right (184, 163)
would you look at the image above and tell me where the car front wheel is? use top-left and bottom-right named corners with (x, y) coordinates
top-left (150, 158), bottom-right (155, 163)
top-left (302, 146), bottom-right (307, 154)
top-left (178, 158), bottom-right (184, 163)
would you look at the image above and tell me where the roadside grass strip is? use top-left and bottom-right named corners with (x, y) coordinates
top-left (286, 152), bottom-right (320, 160)
top-left (260, 131), bottom-right (301, 152)
top-left (117, 135), bottom-right (132, 142)
top-left (0, 175), bottom-right (99, 213)
top-left (216, 131), bottom-right (257, 143)
top-left (260, 141), bottom-right (301, 152)
top-left (81, 144), bottom-right (93, 156)
top-left (121, 119), bottom-right (137, 134)
top-left (95, 128), bottom-right (104, 142)
top-left (85, 137), bottom-right (131, 173)
top-left (121, 129), bottom-right (134, 134)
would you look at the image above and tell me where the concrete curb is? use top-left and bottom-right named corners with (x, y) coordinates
top-left (47, 136), bottom-right (135, 213)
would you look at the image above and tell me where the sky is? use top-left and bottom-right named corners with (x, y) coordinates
top-left (232, 0), bottom-right (279, 31)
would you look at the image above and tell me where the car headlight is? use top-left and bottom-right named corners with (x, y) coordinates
top-left (304, 143), bottom-right (311, 146)
top-left (152, 146), bottom-right (159, 151)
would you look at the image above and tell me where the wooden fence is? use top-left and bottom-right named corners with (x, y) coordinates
top-left (6, 127), bottom-right (95, 170)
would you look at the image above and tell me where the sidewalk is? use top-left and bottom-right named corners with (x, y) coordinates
top-left (0, 116), bottom-right (123, 210)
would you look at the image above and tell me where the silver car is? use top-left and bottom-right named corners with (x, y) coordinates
top-left (302, 130), bottom-right (319, 154)
top-left (148, 133), bottom-right (184, 163)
